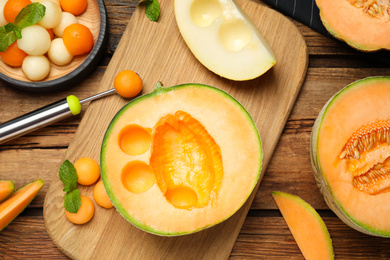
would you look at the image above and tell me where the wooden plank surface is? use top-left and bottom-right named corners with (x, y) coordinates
top-left (1, 0), bottom-right (390, 259)
top-left (42, 0), bottom-right (307, 259)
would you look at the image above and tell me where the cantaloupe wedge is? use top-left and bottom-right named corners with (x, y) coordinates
top-left (0, 180), bottom-right (15, 203)
top-left (271, 191), bottom-right (334, 260)
top-left (0, 179), bottom-right (44, 231)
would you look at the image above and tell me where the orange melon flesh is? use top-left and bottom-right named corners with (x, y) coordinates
top-left (272, 191), bottom-right (334, 260)
top-left (316, 0), bottom-right (390, 51)
top-left (0, 179), bottom-right (44, 231)
top-left (0, 180), bottom-right (15, 203)
top-left (101, 83), bottom-right (262, 236)
top-left (313, 77), bottom-right (390, 236)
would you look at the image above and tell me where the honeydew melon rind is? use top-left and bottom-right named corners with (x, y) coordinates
top-left (101, 82), bottom-right (262, 236)
top-left (310, 76), bottom-right (390, 237)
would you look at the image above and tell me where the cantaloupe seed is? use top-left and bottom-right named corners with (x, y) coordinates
top-left (339, 119), bottom-right (390, 195)
top-left (121, 161), bottom-right (155, 194)
top-left (93, 180), bottom-right (113, 209)
top-left (149, 110), bottom-right (223, 209)
top-left (74, 157), bottom-right (100, 186)
top-left (118, 124), bottom-right (151, 156)
top-left (65, 195), bottom-right (94, 224)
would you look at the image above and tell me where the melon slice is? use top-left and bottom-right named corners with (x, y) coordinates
top-left (272, 191), bottom-right (334, 260)
top-left (174, 0), bottom-right (276, 81)
top-left (0, 179), bottom-right (44, 231)
top-left (0, 180), bottom-right (15, 202)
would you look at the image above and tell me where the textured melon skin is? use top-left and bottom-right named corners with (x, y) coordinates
top-left (311, 77), bottom-right (390, 237)
top-left (101, 83), bottom-right (262, 236)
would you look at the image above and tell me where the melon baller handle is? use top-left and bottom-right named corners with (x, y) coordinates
top-left (0, 88), bottom-right (116, 145)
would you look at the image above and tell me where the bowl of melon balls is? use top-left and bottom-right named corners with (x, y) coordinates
top-left (0, 0), bottom-right (107, 92)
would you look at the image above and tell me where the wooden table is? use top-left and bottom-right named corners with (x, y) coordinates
top-left (1, 0), bottom-right (390, 259)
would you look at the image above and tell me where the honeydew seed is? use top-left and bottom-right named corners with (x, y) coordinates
top-left (48, 38), bottom-right (73, 65)
top-left (22, 55), bottom-right (50, 81)
top-left (17, 25), bottom-right (51, 55)
top-left (53, 12), bottom-right (78, 37)
top-left (38, 0), bottom-right (62, 29)
top-left (0, 0), bottom-right (7, 27)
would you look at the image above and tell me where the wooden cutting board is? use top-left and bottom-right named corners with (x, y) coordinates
top-left (43, 0), bottom-right (308, 259)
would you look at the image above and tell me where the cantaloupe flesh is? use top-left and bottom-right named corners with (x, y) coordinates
top-left (0, 180), bottom-right (15, 203)
top-left (0, 179), bottom-right (44, 231)
top-left (272, 191), bottom-right (334, 260)
top-left (102, 85), bottom-right (262, 235)
top-left (316, 0), bottom-right (390, 51)
top-left (317, 78), bottom-right (390, 235)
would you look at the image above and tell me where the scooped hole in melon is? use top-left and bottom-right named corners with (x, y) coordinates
top-left (165, 186), bottom-right (198, 209)
top-left (118, 124), bottom-right (151, 156)
top-left (218, 19), bottom-right (252, 51)
top-left (190, 0), bottom-right (222, 27)
top-left (121, 161), bottom-right (156, 194)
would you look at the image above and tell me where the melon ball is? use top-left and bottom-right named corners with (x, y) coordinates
top-left (17, 25), bottom-right (51, 55)
top-left (32, 0), bottom-right (60, 4)
top-left (48, 38), bottom-right (73, 65)
top-left (0, 0), bottom-right (7, 27)
top-left (22, 55), bottom-right (50, 81)
top-left (53, 12), bottom-right (78, 37)
top-left (38, 0), bottom-right (62, 29)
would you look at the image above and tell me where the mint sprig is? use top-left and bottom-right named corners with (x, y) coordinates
top-left (141, 0), bottom-right (160, 22)
top-left (59, 159), bottom-right (78, 192)
top-left (0, 3), bottom-right (45, 52)
top-left (59, 160), bottom-right (81, 213)
top-left (64, 189), bottom-right (81, 213)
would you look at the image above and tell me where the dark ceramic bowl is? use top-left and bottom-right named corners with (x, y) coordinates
top-left (0, 0), bottom-right (108, 92)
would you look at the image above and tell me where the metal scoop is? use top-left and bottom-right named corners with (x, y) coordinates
top-left (0, 88), bottom-right (117, 144)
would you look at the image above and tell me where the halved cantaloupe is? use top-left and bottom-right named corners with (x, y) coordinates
top-left (272, 191), bottom-right (334, 260)
top-left (174, 0), bottom-right (276, 80)
top-left (311, 77), bottom-right (390, 237)
top-left (101, 82), bottom-right (262, 236)
top-left (0, 180), bottom-right (15, 203)
top-left (316, 0), bottom-right (390, 51)
top-left (0, 179), bottom-right (44, 231)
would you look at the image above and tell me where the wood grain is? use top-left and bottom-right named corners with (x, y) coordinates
top-left (43, 0), bottom-right (308, 259)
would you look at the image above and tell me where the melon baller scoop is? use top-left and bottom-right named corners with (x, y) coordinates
top-left (0, 88), bottom-right (120, 144)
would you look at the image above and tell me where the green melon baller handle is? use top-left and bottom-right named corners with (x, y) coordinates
top-left (0, 88), bottom-right (116, 144)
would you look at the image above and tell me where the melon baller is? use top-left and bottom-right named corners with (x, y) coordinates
top-left (0, 88), bottom-right (119, 144)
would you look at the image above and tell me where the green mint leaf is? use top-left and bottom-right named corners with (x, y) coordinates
top-left (59, 160), bottom-right (78, 193)
top-left (64, 189), bottom-right (81, 213)
top-left (0, 25), bottom-right (17, 52)
top-left (15, 3), bottom-right (46, 28)
top-left (144, 0), bottom-right (160, 22)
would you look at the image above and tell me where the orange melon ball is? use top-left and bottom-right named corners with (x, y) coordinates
top-left (74, 157), bottom-right (100, 186)
top-left (65, 195), bottom-right (94, 224)
top-left (63, 23), bottom-right (94, 56)
top-left (60, 0), bottom-right (87, 16)
top-left (93, 180), bottom-right (113, 209)
top-left (114, 70), bottom-right (143, 98)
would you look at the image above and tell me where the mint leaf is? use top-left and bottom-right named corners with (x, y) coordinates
top-left (64, 189), bottom-right (81, 213)
top-left (0, 26), bottom-right (17, 52)
top-left (59, 160), bottom-right (78, 192)
top-left (143, 0), bottom-right (160, 22)
top-left (15, 3), bottom-right (46, 28)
